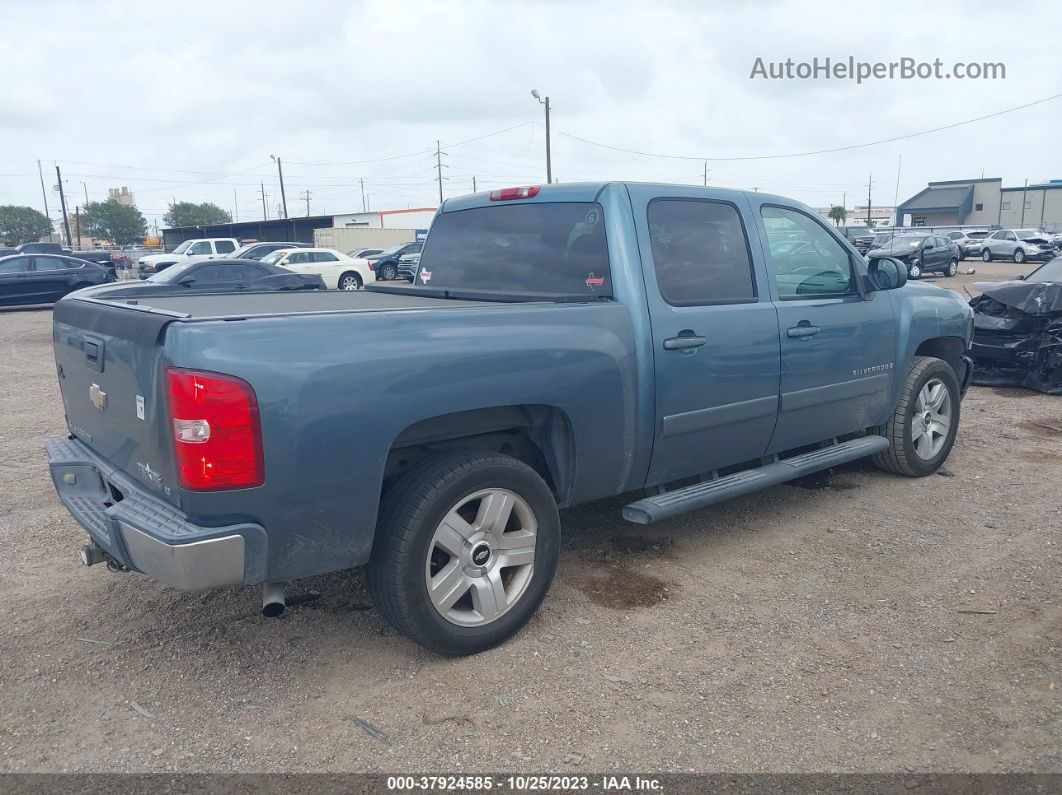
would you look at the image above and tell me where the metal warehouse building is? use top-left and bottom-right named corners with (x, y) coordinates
top-left (896, 178), bottom-right (1062, 230)
top-left (161, 208), bottom-right (437, 250)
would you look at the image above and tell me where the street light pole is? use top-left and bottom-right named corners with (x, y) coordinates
top-left (531, 89), bottom-right (552, 184)
top-left (271, 155), bottom-right (288, 218)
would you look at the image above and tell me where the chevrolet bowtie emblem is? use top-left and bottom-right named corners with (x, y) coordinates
top-left (89, 383), bottom-right (107, 411)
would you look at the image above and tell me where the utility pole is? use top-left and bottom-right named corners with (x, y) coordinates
top-left (271, 155), bottom-right (288, 218)
top-left (703, 160), bottom-right (708, 187)
top-left (80, 182), bottom-right (88, 203)
top-left (359, 178), bottom-right (366, 213)
top-left (233, 189), bottom-right (239, 222)
top-left (865, 173), bottom-right (874, 226)
top-left (434, 140), bottom-right (449, 204)
top-left (55, 165), bottom-right (72, 247)
top-left (37, 159), bottom-right (50, 222)
top-left (75, 206), bottom-right (80, 249)
top-left (300, 189), bottom-right (311, 216)
top-left (259, 182), bottom-right (269, 220)
top-left (892, 155), bottom-right (902, 228)
top-left (531, 90), bottom-right (552, 183)
top-left (1020, 178), bottom-right (1028, 226)
top-left (473, 175), bottom-right (477, 192)
top-left (544, 96), bottom-right (552, 183)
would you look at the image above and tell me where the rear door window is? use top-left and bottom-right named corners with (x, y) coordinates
top-left (416, 202), bottom-right (611, 297)
top-left (647, 199), bottom-right (755, 305)
top-left (0, 257), bottom-right (30, 273)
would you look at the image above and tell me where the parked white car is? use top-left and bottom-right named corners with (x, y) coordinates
top-left (137, 238), bottom-right (239, 278)
top-left (262, 248), bottom-right (376, 290)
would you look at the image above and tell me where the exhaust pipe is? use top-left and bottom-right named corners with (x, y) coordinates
top-left (79, 543), bottom-right (107, 567)
top-left (262, 582), bottom-right (286, 617)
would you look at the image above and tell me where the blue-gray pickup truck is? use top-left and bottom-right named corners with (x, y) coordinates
top-left (46, 182), bottom-right (974, 655)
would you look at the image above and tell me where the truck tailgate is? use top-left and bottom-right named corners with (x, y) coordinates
top-left (52, 297), bottom-right (180, 505)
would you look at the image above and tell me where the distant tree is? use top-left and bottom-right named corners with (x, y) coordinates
top-left (827, 205), bottom-right (848, 227)
top-left (0, 205), bottom-right (53, 245)
top-left (163, 201), bottom-right (231, 228)
top-left (82, 199), bottom-right (147, 246)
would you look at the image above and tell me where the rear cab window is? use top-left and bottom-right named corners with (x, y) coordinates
top-left (415, 202), bottom-right (611, 299)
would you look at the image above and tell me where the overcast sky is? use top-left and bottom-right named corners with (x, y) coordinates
top-left (2, 0), bottom-right (1060, 230)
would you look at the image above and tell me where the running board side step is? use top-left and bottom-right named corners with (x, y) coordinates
top-left (623, 435), bottom-right (889, 524)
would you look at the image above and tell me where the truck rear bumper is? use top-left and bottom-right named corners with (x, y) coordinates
top-left (45, 436), bottom-right (267, 590)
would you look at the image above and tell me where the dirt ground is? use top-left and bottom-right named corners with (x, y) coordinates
top-left (0, 259), bottom-right (1058, 774)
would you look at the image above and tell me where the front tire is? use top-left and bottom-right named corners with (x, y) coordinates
top-left (982, 248), bottom-right (993, 262)
top-left (1013, 248), bottom-right (1026, 264)
top-left (872, 356), bottom-right (960, 477)
top-left (907, 261), bottom-right (922, 279)
top-left (367, 451), bottom-right (560, 656)
top-left (378, 263), bottom-right (398, 281)
top-left (338, 272), bottom-right (363, 291)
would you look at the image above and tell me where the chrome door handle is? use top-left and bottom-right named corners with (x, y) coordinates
top-left (787, 324), bottom-right (820, 339)
top-left (663, 335), bottom-right (707, 350)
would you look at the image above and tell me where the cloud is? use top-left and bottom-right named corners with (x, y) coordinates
top-left (2, 0), bottom-right (1060, 225)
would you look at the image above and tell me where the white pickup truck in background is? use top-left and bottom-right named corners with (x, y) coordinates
top-left (137, 238), bottom-right (240, 278)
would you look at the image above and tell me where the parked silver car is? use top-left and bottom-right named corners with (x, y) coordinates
top-left (945, 229), bottom-right (989, 259)
top-left (980, 229), bottom-right (1056, 264)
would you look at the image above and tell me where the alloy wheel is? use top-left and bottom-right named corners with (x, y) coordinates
top-left (424, 488), bottom-right (538, 627)
top-left (911, 378), bottom-right (951, 460)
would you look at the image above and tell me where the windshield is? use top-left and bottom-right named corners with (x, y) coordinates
top-left (170, 240), bottom-right (192, 254)
top-left (261, 251), bottom-right (288, 265)
top-left (1015, 229), bottom-right (1041, 240)
top-left (879, 236), bottom-right (926, 249)
top-left (146, 263), bottom-right (193, 283)
top-left (375, 243), bottom-right (411, 258)
top-left (229, 244), bottom-right (255, 258)
top-left (1025, 259), bottom-right (1062, 283)
top-left (414, 202), bottom-right (611, 299)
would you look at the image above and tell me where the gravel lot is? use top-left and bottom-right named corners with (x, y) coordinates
top-left (0, 259), bottom-right (1059, 774)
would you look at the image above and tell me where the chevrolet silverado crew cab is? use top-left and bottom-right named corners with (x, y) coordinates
top-left (47, 183), bottom-right (974, 655)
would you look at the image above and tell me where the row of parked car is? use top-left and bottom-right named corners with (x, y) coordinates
top-left (134, 238), bottom-right (424, 287)
top-left (845, 227), bottom-right (1059, 280)
top-left (0, 236), bottom-right (425, 307)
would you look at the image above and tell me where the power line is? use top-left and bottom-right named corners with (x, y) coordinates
top-left (554, 92), bottom-right (1062, 162)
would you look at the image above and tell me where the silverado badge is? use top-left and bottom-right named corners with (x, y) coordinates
top-left (89, 383), bottom-right (107, 411)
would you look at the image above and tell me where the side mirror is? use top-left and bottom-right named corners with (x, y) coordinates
top-left (177, 275), bottom-right (196, 286)
top-left (867, 257), bottom-right (908, 291)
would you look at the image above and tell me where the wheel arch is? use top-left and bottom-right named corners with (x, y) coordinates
top-left (914, 336), bottom-right (966, 381)
top-left (382, 404), bottom-right (576, 505)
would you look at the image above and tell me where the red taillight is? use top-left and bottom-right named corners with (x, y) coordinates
top-left (166, 367), bottom-right (263, 491)
top-left (366, 260), bottom-right (374, 271)
top-left (489, 185), bottom-right (541, 201)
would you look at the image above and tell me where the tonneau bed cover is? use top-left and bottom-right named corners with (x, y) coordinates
top-left (78, 287), bottom-right (501, 320)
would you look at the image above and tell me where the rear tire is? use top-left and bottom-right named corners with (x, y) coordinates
top-left (945, 259), bottom-right (958, 277)
top-left (367, 451), bottom-right (560, 656)
top-left (338, 272), bottom-right (363, 291)
top-left (872, 356), bottom-right (960, 477)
